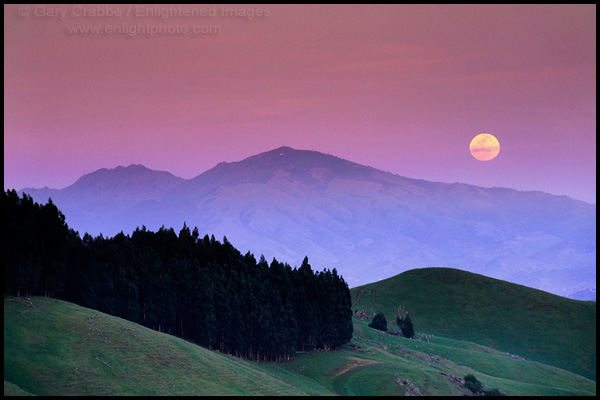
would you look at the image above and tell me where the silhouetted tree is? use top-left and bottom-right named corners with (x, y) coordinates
top-left (464, 374), bottom-right (482, 393)
top-left (3, 190), bottom-right (354, 362)
top-left (402, 313), bottom-right (415, 338)
top-left (369, 312), bottom-right (387, 332)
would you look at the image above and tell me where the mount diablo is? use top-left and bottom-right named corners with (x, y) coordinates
top-left (20, 146), bottom-right (595, 297)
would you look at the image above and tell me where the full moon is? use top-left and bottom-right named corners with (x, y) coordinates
top-left (470, 133), bottom-right (500, 161)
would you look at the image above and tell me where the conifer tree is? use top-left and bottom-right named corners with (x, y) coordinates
top-left (401, 313), bottom-right (415, 338)
top-left (369, 312), bottom-right (388, 331)
top-left (4, 191), bottom-right (354, 362)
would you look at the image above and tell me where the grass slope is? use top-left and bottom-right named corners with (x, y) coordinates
top-left (262, 316), bottom-right (595, 396)
top-left (5, 269), bottom-right (597, 396)
top-left (4, 297), bottom-right (332, 396)
top-left (4, 381), bottom-right (35, 396)
top-left (350, 267), bottom-right (596, 380)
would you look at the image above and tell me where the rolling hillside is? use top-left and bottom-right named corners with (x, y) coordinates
top-left (5, 268), bottom-right (596, 396)
top-left (350, 267), bottom-right (596, 380)
top-left (3, 296), bottom-right (331, 396)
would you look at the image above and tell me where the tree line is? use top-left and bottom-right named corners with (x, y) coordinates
top-left (3, 189), bottom-right (353, 362)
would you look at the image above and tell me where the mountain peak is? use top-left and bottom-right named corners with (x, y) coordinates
top-left (273, 145), bottom-right (295, 153)
top-left (68, 164), bottom-right (184, 193)
top-left (117, 164), bottom-right (151, 171)
top-left (189, 146), bottom-right (375, 187)
top-left (245, 146), bottom-right (367, 172)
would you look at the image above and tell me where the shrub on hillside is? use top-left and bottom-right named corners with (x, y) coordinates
top-left (401, 313), bottom-right (415, 338)
top-left (464, 374), bottom-right (482, 393)
top-left (396, 305), bottom-right (415, 338)
top-left (368, 312), bottom-right (387, 331)
top-left (484, 388), bottom-right (506, 396)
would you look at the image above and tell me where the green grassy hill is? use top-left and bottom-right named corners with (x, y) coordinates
top-left (259, 312), bottom-right (595, 396)
top-left (5, 268), bottom-right (596, 396)
top-left (3, 296), bottom-right (332, 396)
top-left (350, 267), bottom-right (596, 380)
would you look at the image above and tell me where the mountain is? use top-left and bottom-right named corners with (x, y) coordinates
top-left (18, 146), bottom-right (596, 297)
top-left (569, 288), bottom-right (596, 301)
top-left (21, 164), bottom-right (185, 236)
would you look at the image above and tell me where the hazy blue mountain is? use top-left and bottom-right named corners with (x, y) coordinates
top-left (19, 147), bottom-right (596, 298)
top-left (568, 288), bottom-right (596, 301)
top-left (21, 164), bottom-right (185, 236)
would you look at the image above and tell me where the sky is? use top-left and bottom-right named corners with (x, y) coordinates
top-left (4, 4), bottom-right (596, 203)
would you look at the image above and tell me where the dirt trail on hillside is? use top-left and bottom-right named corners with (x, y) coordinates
top-left (329, 357), bottom-right (379, 378)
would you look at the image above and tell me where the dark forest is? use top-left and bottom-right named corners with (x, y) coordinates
top-left (3, 189), bottom-right (353, 362)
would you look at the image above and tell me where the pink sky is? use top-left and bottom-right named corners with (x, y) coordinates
top-left (4, 4), bottom-right (596, 203)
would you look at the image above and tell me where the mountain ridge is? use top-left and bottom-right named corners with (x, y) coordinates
top-left (17, 146), bottom-right (596, 297)
top-left (19, 148), bottom-right (596, 206)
